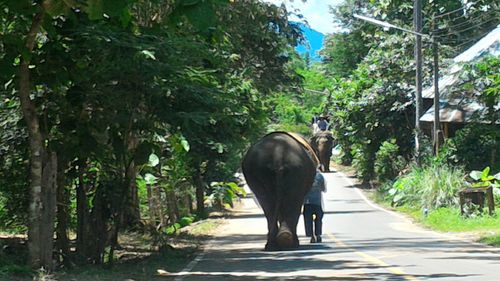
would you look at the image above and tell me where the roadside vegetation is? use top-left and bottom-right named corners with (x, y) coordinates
top-left (315, 0), bottom-right (499, 246)
top-left (0, 0), bottom-right (498, 279)
top-left (0, 0), bottom-right (308, 279)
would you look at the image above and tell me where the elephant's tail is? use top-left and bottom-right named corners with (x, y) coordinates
top-left (274, 167), bottom-right (294, 249)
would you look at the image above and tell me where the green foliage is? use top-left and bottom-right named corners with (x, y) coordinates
top-left (0, 99), bottom-right (29, 231)
top-left (326, 32), bottom-right (417, 180)
top-left (398, 206), bottom-right (500, 233)
top-left (380, 163), bottom-right (466, 210)
top-left (178, 216), bottom-right (194, 227)
top-left (469, 167), bottom-right (500, 188)
top-left (375, 139), bottom-right (406, 183)
top-left (443, 124), bottom-right (499, 171)
top-left (320, 30), bottom-right (369, 78)
top-left (1, 0), bottom-right (301, 268)
top-left (352, 143), bottom-right (378, 182)
top-left (206, 181), bottom-right (246, 210)
top-left (479, 233), bottom-right (500, 247)
top-left (0, 238), bottom-right (31, 278)
top-left (321, 0), bottom-right (498, 183)
top-left (268, 92), bottom-right (310, 129)
top-left (446, 56), bottom-right (500, 125)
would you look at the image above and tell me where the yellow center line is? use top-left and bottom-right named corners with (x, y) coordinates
top-left (326, 233), bottom-right (420, 281)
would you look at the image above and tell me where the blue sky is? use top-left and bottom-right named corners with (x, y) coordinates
top-left (295, 23), bottom-right (324, 60)
top-left (264, 0), bottom-right (344, 35)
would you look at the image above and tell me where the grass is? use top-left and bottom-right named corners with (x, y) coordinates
top-left (398, 206), bottom-right (500, 232)
top-left (354, 158), bottom-right (500, 247)
top-left (396, 205), bottom-right (500, 246)
top-left (479, 234), bottom-right (500, 246)
top-left (357, 167), bottom-right (500, 247)
top-left (187, 219), bottom-right (222, 236)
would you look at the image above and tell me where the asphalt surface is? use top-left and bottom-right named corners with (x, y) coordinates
top-left (171, 169), bottom-right (500, 280)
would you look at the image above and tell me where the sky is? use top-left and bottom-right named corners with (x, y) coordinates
top-left (264, 0), bottom-right (344, 35)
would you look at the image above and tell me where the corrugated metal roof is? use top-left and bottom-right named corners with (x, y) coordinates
top-left (420, 100), bottom-right (488, 123)
top-left (422, 24), bottom-right (500, 99)
top-left (420, 24), bottom-right (500, 123)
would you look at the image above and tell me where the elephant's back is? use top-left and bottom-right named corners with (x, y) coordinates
top-left (242, 132), bottom-right (316, 176)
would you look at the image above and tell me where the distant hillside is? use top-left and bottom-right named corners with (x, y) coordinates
top-left (295, 23), bottom-right (324, 61)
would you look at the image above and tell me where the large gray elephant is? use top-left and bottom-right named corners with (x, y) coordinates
top-left (310, 131), bottom-right (335, 172)
top-left (242, 132), bottom-right (318, 251)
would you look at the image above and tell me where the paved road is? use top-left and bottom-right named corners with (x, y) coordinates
top-left (172, 169), bottom-right (500, 280)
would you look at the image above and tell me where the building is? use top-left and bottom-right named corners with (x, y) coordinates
top-left (420, 24), bottom-right (500, 138)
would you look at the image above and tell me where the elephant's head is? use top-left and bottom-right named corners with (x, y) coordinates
top-left (310, 131), bottom-right (335, 172)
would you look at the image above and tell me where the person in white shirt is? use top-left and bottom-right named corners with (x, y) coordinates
top-left (303, 170), bottom-right (327, 243)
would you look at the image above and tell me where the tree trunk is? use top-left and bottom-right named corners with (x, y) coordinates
top-left (193, 169), bottom-right (205, 217)
top-left (87, 188), bottom-right (108, 264)
top-left (183, 191), bottom-right (192, 216)
top-left (76, 160), bottom-right (89, 260)
top-left (40, 152), bottom-right (57, 269)
top-left (146, 183), bottom-right (157, 225)
top-left (18, 9), bottom-right (55, 270)
top-left (166, 188), bottom-right (178, 224)
top-left (55, 160), bottom-right (70, 266)
top-left (153, 185), bottom-right (164, 226)
top-left (123, 160), bottom-right (141, 229)
top-left (188, 193), bottom-right (194, 215)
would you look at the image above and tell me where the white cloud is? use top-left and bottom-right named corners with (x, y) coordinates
top-left (264, 0), bottom-right (344, 34)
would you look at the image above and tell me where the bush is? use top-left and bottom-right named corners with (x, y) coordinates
top-left (267, 123), bottom-right (312, 137)
top-left (381, 162), bottom-right (466, 210)
top-left (445, 124), bottom-right (499, 171)
top-left (206, 181), bottom-right (246, 210)
top-left (0, 151), bottom-right (29, 232)
top-left (352, 143), bottom-right (378, 182)
top-left (375, 139), bottom-right (406, 183)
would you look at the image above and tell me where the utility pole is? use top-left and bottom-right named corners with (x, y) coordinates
top-left (354, 6), bottom-right (427, 163)
top-left (414, 0), bottom-right (423, 163)
top-left (432, 16), bottom-right (441, 156)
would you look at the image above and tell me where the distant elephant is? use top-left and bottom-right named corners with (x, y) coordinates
top-left (242, 132), bottom-right (318, 251)
top-left (310, 131), bottom-right (335, 172)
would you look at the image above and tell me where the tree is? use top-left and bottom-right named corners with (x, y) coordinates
top-left (1, 0), bottom-right (136, 269)
top-left (320, 30), bottom-right (370, 78)
top-left (318, 0), bottom-right (499, 181)
top-left (1, 0), bottom-right (303, 269)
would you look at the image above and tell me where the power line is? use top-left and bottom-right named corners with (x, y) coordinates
top-left (424, 7), bottom-right (498, 29)
top-left (431, 9), bottom-right (499, 33)
top-left (436, 28), bottom-right (493, 44)
top-left (432, 17), bottom-right (499, 39)
top-left (432, 2), bottom-right (477, 19)
top-left (439, 27), bottom-right (489, 49)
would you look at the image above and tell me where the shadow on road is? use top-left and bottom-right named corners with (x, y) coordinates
top-left (224, 209), bottom-right (374, 219)
top-left (168, 232), bottom-right (481, 280)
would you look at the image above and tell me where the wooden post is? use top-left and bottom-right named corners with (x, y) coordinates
top-left (459, 187), bottom-right (495, 216)
top-left (432, 19), bottom-right (441, 156)
top-left (414, 0), bottom-right (423, 163)
top-left (486, 186), bottom-right (495, 216)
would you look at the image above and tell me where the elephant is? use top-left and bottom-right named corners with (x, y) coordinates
top-left (242, 132), bottom-right (318, 251)
top-left (310, 131), bottom-right (335, 172)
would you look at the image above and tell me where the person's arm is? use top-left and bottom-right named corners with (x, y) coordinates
top-left (320, 175), bottom-right (326, 192)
